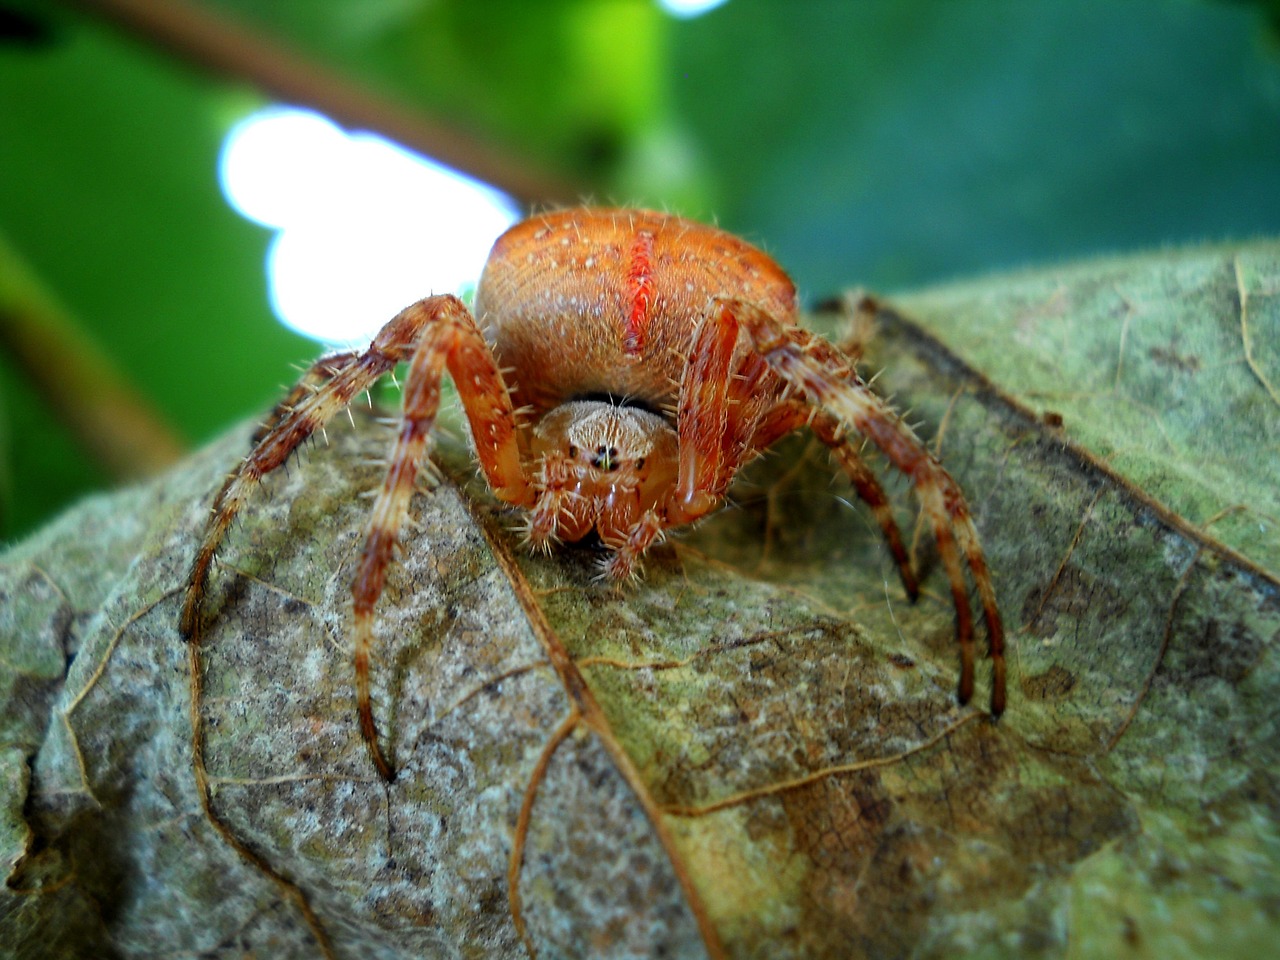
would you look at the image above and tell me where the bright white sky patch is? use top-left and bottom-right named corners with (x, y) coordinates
top-left (657, 0), bottom-right (731, 19)
top-left (219, 106), bottom-right (521, 345)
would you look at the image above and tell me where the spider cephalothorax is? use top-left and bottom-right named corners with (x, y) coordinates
top-left (181, 207), bottom-right (1005, 782)
top-left (524, 398), bottom-right (680, 566)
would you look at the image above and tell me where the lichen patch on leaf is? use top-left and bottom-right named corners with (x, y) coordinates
top-left (1, 242), bottom-right (1278, 957)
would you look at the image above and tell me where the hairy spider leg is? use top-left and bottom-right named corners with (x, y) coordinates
top-left (746, 399), bottom-right (920, 602)
top-left (180, 295), bottom-right (532, 781)
top-left (179, 350), bottom-right (365, 638)
top-left (599, 303), bottom-right (749, 580)
top-left (179, 324), bottom-right (423, 643)
top-left (605, 303), bottom-right (917, 592)
top-left (674, 303), bottom-right (758, 509)
top-left (606, 303), bottom-right (921, 607)
top-left (732, 302), bottom-right (1006, 717)
top-left (248, 352), bottom-right (360, 446)
top-left (348, 296), bottom-right (532, 780)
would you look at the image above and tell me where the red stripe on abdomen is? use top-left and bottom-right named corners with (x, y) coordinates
top-left (624, 229), bottom-right (655, 354)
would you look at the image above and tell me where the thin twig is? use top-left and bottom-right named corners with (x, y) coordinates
top-left (71, 0), bottom-right (583, 207)
top-left (0, 228), bottom-right (185, 479)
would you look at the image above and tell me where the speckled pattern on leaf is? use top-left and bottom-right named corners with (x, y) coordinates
top-left (1, 242), bottom-right (1277, 959)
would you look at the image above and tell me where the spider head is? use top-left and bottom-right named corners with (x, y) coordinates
top-left (527, 399), bottom-right (678, 545)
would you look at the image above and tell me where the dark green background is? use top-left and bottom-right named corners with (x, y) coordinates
top-left (1, 0), bottom-right (1277, 539)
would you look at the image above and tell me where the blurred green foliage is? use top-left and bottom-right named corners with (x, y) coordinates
top-left (0, 0), bottom-right (1277, 540)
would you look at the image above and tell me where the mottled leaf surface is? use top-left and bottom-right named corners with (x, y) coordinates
top-left (1, 243), bottom-right (1277, 958)
top-left (893, 242), bottom-right (1280, 573)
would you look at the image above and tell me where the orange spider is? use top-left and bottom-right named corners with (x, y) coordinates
top-left (180, 207), bottom-right (1004, 781)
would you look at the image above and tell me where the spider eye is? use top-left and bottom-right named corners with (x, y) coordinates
top-left (590, 445), bottom-right (620, 471)
top-left (568, 445), bottom-right (578, 458)
top-left (635, 457), bottom-right (645, 469)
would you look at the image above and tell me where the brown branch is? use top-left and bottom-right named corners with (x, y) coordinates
top-left (0, 228), bottom-right (186, 480)
top-left (69, 0), bottom-right (584, 208)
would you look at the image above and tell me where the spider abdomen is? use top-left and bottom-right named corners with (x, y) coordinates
top-left (474, 207), bottom-right (797, 415)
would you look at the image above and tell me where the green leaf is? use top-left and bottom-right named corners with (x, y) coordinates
top-left (0, 11), bottom-right (308, 538)
top-left (2, 241), bottom-right (1276, 957)
top-left (892, 242), bottom-right (1280, 575)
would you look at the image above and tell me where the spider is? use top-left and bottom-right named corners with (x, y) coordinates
top-left (180, 207), bottom-right (1004, 781)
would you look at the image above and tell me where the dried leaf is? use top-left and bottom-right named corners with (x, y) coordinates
top-left (1, 242), bottom-right (1277, 958)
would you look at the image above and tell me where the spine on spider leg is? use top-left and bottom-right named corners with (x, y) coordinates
top-left (352, 424), bottom-right (433, 614)
top-left (601, 508), bottom-right (664, 582)
top-left (179, 469), bottom-right (242, 641)
top-left (821, 380), bottom-right (1004, 710)
top-left (670, 305), bottom-right (740, 522)
top-left (747, 316), bottom-right (932, 482)
top-left (808, 412), bottom-right (921, 602)
top-left (350, 326), bottom-right (450, 782)
top-left (250, 351), bottom-right (360, 446)
top-left (179, 433), bottom-right (315, 642)
top-left (524, 457), bottom-right (589, 548)
top-left (447, 340), bottom-right (532, 508)
top-left (179, 350), bottom-right (395, 641)
top-left (738, 307), bottom-right (1006, 717)
top-left (946, 498), bottom-right (1005, 714)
